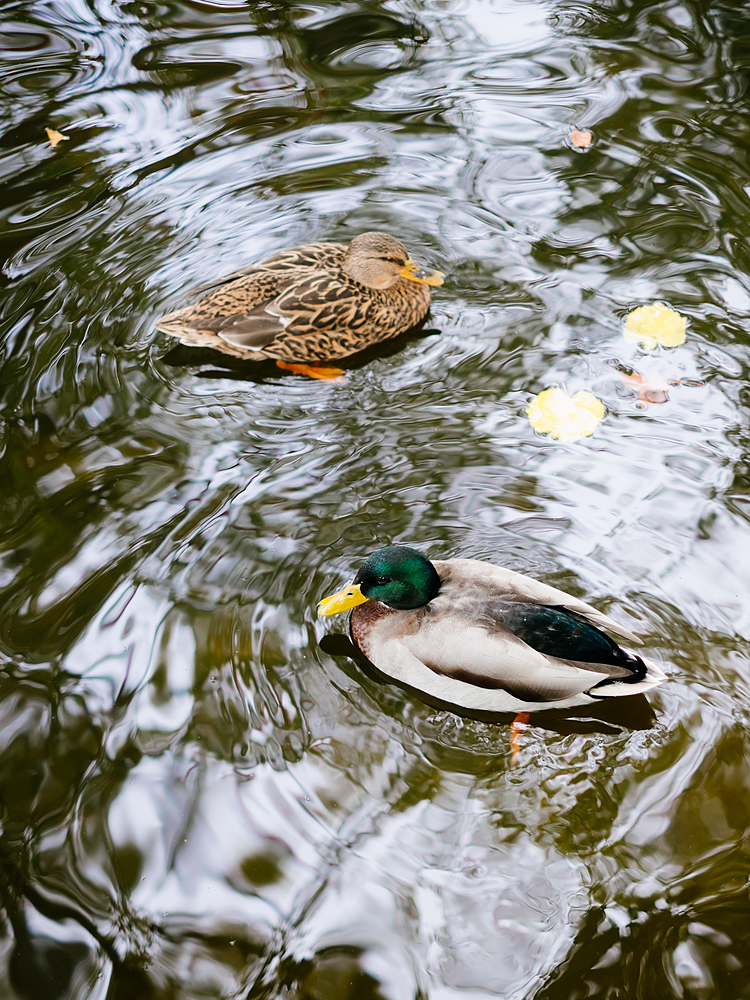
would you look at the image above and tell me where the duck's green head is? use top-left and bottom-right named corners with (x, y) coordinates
top-left (317, 546), bottom-right (441, 616)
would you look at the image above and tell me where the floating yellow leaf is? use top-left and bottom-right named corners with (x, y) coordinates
top-left (527, 387), bottom-right (605, 441)
top-left (623, 302), bottom-right (686, 349)
top-left (45, 127), bottom-right (68, 148)
top-left (570, 129), bottom-right (592, 149)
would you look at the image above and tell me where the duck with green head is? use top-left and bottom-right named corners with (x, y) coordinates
top-left (318, 546), bottom-right (666, 714)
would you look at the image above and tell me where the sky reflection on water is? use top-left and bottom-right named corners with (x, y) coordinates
top-left (3, 0), bottom-right (750, 998)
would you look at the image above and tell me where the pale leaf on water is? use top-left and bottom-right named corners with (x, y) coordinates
top-left (45, 128), bottom-right (69, 147)
top-left (526, 387), bottom-right (605, 441)
top-left (623, 302), bottom-right (687, 349)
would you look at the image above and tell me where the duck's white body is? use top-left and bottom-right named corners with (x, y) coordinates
top-left (349, 559), bottom-right (666, 714)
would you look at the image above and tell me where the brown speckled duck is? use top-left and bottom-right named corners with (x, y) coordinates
top-left (155, 232), bottom-right (444, 380)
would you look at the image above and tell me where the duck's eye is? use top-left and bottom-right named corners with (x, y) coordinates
top-left (376, 575), bottom-right (389, 585)
top-left (379, 256), bottom-right (406, 266)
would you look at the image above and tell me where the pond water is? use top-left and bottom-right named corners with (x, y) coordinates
top-left (3, 0), bottom-right (750, 997)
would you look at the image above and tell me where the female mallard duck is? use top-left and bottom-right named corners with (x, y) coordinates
top-left (155, 232), bottom-right (443, 380)
top-left (318, 546), bottom-right (666, 714)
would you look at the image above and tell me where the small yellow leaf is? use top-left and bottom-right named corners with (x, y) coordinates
top-left (623, 302), bottom-right (686, 349)
top-left (527, 387), bottom-right (605, 442)
top-left (570, 129), bottom-right (592, 149)
top-left (45, 127), bottom-right (69, 148)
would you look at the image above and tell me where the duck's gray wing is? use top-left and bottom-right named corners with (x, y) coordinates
top-left (433, 559), bottom-right (643, 645)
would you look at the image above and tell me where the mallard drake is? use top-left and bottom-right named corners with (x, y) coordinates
top-left (155, 232), bottom-right (443, 380)
top-left (318, 546), bottom-right (666, 714)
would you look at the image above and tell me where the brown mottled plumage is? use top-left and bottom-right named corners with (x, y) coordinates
top-left (154, 232), bottom-right (444, 367)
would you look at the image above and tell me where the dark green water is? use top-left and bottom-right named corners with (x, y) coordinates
top-left (3, 0), bottom-right (750, 997)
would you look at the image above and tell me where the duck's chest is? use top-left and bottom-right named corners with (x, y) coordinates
top-left (351, 601), bottom-right (423, 658)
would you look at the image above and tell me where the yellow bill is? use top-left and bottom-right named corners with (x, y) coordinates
top-left (400, 258), bottom-right (444, 287)
top-left (317, 582), bottom-right (368, 616)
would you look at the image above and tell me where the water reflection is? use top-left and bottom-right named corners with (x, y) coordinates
top-left (3, 0), bottom-right (750, 997)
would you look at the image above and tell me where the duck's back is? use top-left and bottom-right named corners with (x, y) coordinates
top-left (431, 559), bottom-right (642, 643)
top-left (192, 242), bottom-right (348, 293)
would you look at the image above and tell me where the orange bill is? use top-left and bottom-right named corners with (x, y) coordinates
top-left (400, 258), bottom-right (444, 287)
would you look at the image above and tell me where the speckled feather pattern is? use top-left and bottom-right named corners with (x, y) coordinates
top-left (155, 242), bottom-right (432, 363)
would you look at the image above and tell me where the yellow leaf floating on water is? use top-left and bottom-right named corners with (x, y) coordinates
top-left (45, 128), bottom-right (68, 148)
top-left (623, 302), bottom-right (686, 349)
top-left (526, 387), bottom-right (605, 442)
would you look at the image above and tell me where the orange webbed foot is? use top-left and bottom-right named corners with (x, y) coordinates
top-left (510, 712), bottom-right (531, 764)
top-left (275, 361), bottom-right (345, 382)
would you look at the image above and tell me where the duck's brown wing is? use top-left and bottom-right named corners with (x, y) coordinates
top-left (156, 245), bottom-right (355, 357)
top-left (178, 303), bottom-right (290, 350)
top-left (215, 271), bottom-right (367, 355)
top-left (158, 269), bottom-right (364, 360)
top-left (188, 242), bottom-right (347, 295)
top-left (154, 268), bottom-right (289, 347)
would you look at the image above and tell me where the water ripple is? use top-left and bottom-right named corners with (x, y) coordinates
top-left (3, 0), bottom-right (750, 997)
